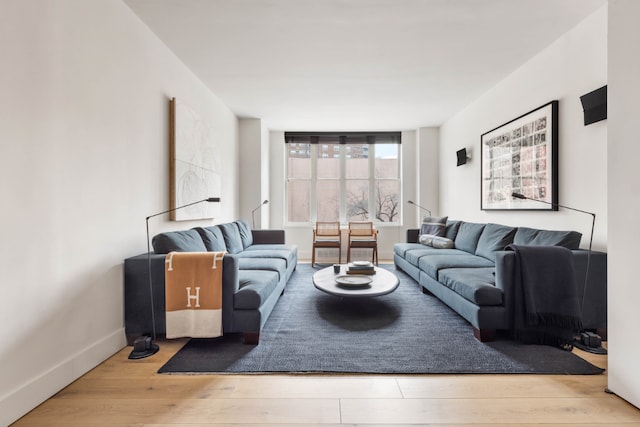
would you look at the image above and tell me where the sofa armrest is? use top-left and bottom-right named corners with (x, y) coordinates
top-left (124, 251), bottom-right (242, 345)
top-left (571, 250), bottom-right (607, 330)
top-left (494, 251), bottom-right (517, 330)
top-left (252, 229), bottom-right (285, 244)
top-left (494, 249), bottom-right (608, 332)
top-left (406, 229), bottom-right (419, 243)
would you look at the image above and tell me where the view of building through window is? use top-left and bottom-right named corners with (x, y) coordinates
top-left (286, 138), bottom-right (400, 224)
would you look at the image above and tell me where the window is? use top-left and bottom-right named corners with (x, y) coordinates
top-left (285, 132), bottom-right (401, 224)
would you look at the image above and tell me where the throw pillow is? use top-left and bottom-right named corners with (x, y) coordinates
top-left (235, 220), bottom-right (254, 249)
top-left (218, 222), bottom-right (244, 254)
top-left (419, 234), bottom-right (455, 249)
top-left (420, 216), bottom-right (448, 237)
top-left (152, 229), bottom-right (207, 254)
top-left (194, 226), bottom-right (227, 252)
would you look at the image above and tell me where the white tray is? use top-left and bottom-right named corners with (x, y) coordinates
top-left (335, 275), bottom-right (372, 287)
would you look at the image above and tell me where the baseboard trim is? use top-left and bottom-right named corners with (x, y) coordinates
top-left (0, 328), bottom-right (126, 426)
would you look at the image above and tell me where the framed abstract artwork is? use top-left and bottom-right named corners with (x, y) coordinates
top-left (480, 100), bottom-right (558, 210)
top-left (169, 97), bottom-right (221, 220)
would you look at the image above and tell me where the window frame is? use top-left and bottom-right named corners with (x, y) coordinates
top-left (285, 133), bottom-right (401, 226)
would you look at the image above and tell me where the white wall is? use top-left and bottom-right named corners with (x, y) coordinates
top-left (607, 0), bottom-right (640, 410)
top-left (239, 118), bottom-right (269, 228)
top-left (439, 6), bottom-right (608, 251)
top-left (0, 1), bottom-right (239, 424)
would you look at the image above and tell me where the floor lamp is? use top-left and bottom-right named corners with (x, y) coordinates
top-left (128, 197), bottom-right (221, 360)
top-left (407, 200), bottom-right (432, 217)
top-left (511, 192), bottom-right (605, 354)
top-left (251, 199), bottom-right (268, 229)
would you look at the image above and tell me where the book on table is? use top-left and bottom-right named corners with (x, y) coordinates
top-left (346, 262), bottom-right (375, 275)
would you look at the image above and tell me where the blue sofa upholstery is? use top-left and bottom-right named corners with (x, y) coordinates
top-left (124, 220), bottom-right (297, 345)
top-left (394, 220), bottom-right (607, 342)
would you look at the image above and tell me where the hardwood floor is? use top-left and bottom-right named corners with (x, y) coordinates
top-left (11, 337), bottom-right (640, 426)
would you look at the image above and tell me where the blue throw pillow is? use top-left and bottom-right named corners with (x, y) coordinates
top-left (235, 220), bottom-right (254, 249)
top-left (152, 229), bottom-right (207, 254)
top-left (194, 226), bottom-right (227, 252)
top-left (454, 222), bottom-right (486, 254)
top-left (475, 223), bottom-right (517, 262)
top-left (514, 227), bottom-right (582, 250)
top-left (219, 222), bottom-right (244, 254)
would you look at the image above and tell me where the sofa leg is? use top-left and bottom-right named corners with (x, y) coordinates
top-left (243, 332), bottom-right (259, 345)
top-left (473, 327), bottom-right (496, 342)
top-left (421, 287), bottom-right (432, 295)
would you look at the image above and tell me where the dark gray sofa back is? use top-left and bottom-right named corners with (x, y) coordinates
top-left (194, 226), bottom-right (227, 252)
top-left (475, 223), bottom-right (517, 261)
top-left (514, 227), bottom-right (582, 249)
top-left (454, 222), bottom-right (486, 254)
top-left (152, 229), bottom-right (207, 254)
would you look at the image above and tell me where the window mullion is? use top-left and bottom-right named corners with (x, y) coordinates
top-left (369, 144), bottom-right (376, 222)
top-left (311, 144), bottom-right (318, 223)
top-left (339, 144), bottom-right (346, 224)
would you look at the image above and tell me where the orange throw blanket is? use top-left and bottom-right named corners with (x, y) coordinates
top-left (165, 251), bottom-right (226, 339)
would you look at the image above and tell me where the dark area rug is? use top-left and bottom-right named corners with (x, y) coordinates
top-left (158, 264), bottom-right (604, 375)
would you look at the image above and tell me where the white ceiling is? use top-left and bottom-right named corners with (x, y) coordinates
top-left (125, 0), bottom-right (606, 131)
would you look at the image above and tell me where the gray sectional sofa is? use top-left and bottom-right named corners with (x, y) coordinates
top-left (394, 220), bottom-right (607, 342)
top-left (124, 220), bottom-right (297, 345)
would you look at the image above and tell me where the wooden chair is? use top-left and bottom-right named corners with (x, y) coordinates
top-left (347, 221), bottom-right (378, 265)
top-left (311, 221), bottom-right (342, 267)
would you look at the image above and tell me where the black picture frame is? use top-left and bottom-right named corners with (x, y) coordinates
top-left (481, 100), bottom-right (558, 210)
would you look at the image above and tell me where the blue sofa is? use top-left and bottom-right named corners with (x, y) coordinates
top-left (394, 220), bottom-right (607, 342)
top-left (124, 220), bottom-right (297, 345)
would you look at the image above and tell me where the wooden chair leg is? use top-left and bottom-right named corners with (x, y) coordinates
top-left (311, 245), bottom-right (316, 267)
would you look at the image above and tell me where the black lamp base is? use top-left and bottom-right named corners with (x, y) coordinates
top-left (128, 336), bottom-right (159, 359)
top-left (573, 339), bottom-right (608, 354)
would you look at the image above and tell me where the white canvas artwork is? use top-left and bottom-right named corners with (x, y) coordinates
top-left (170, 98), bottom-right (221, 220)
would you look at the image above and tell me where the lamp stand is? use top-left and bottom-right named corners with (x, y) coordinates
top-left (128, 197), bottom-right (220, 360)
top-left (511, 192), bottom-right (605, 354)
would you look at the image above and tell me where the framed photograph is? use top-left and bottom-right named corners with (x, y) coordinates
top-left (169, 97), bottom-right (221, 220)
top-left (481, 100), bottom-right (558, 210)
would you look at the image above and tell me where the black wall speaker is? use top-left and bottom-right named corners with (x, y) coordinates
top-left (580, 85), bottom-right (607, 125)
top-left (456, 148), bottom-right (468, 166)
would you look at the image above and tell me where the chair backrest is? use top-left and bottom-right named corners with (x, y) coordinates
top-left (315, 221), bottom-right (341, 237)
top-left (348, 221), bottom-right (375, 238)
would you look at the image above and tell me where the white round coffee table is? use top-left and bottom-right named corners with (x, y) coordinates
top-left (312, 265), bottom-right (399, 298)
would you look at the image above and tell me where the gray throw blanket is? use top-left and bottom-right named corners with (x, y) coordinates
top-left (505, 244), bottom-right (582, 350)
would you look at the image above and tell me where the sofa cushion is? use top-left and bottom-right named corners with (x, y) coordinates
top-left (418, 254), bottom-right (494, 280)
top-left (152, 229), bottom-right (207, 254)
top-left (453, 222), bottom-right (486, 254)
top-left (404, 248), bottom-right (468, 266)
top-left (419, 234), bottom-right (455, 249)
top-left (439, 268), bottom-right (503, 306)
top-left (475, 223), bottom-right (517, 262)
top-left (420, 216), bottom-right (447, 237)
top-left (235, 220), bottom-right (254, 249)
top-left (237, 257), bottom-right (287, 281)
top-left (241, 245), bottom-right (298, 267)
top-left (234, 270), bottom-right (280, 309)
top-left (394, 243), bottom-right (424, 258)
top-left (219, 222), bottom-right (244, 254)
top-left (194, 226), bottom-right (227, 252)
top-left (514, 227), bottom-right (582, 250)
top-left (445, 220), bottom-right (462, 241)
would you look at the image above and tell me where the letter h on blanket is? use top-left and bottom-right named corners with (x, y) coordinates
top-left (165, 251), bottom-right (226, 339)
